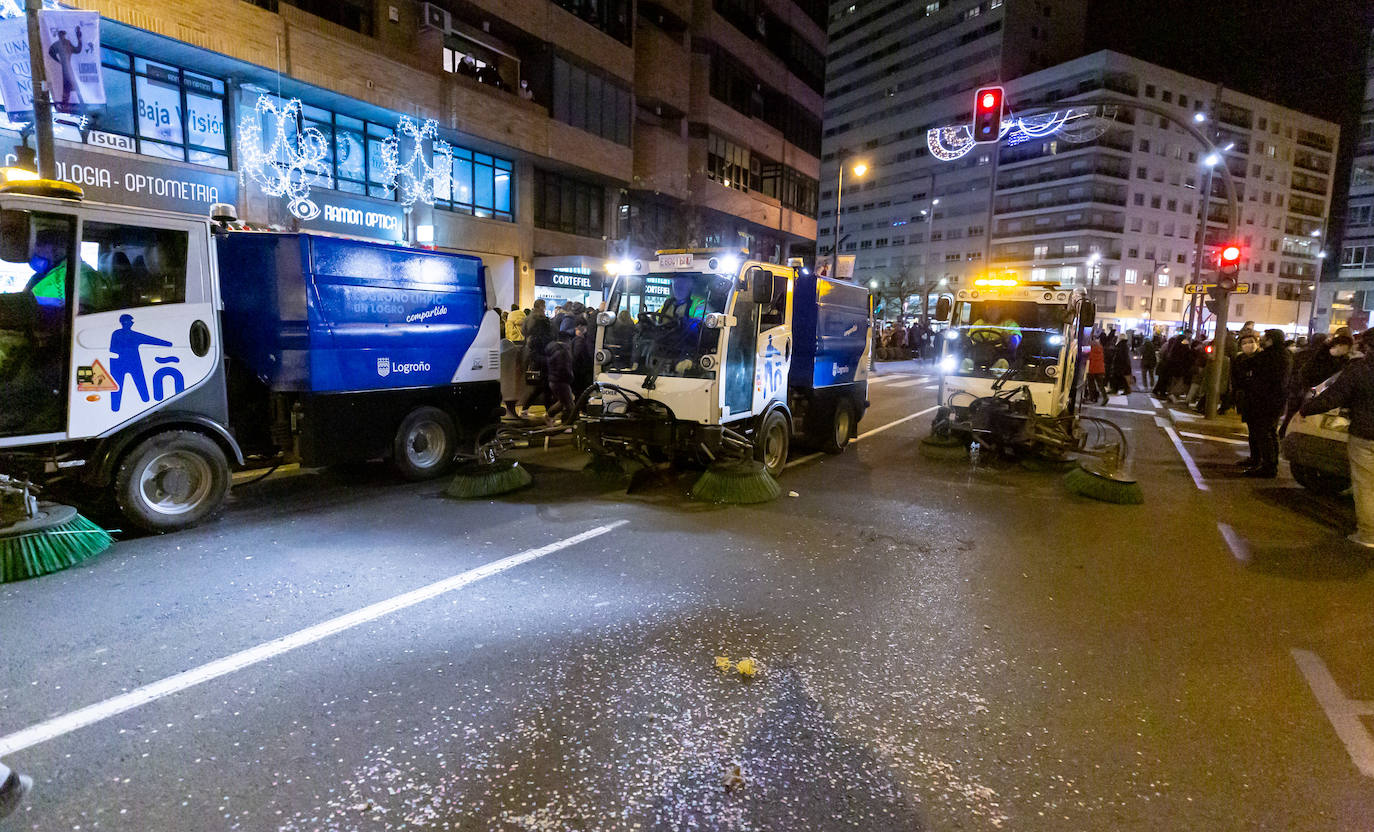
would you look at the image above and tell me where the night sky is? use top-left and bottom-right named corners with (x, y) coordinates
top-left (1087, 0), bottom-right (1374, 262)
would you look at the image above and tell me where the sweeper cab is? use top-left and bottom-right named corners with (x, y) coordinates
top-left (923, 277), bottom-right (1141, 504)
top-left (575, 249), bottom-right (872, 480)
top-left (932, 277), bottom-right (1094, 430)
top-left (0, 179), bottom-right (502, 533)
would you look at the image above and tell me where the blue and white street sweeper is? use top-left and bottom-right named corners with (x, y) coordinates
top-left (0, 179), bottom-right (501, 532)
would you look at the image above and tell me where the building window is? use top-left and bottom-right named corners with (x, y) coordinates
top-left (707, 134), bottom-right (758, 192)
top-left (551, 56), bottom-right (631, 146)
top-left (277, 0), bottom-right (373, 35)
top-left (533, 169), bottom-right (604, 237)
top-left (551, 0), bottom-right (632, 44)
top-left (1124, 268), bottom-right (1138, 284)
top-left (436, 149), bottom-right (514, 221)
top-left (28, 48), bottom-right (233, 169)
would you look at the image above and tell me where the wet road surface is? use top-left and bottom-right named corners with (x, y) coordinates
top-left (2, 361), bottom-right (1373, 831)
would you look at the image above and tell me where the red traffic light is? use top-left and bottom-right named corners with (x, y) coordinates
top-left (973, 86), bottom-right (1004, 144)
top-left (1219, 245), bottom-right (1241, 265)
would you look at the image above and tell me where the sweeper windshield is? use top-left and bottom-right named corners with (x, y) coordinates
top-left (942, 299), bottom-right (1068, 382)
top-left (600, 272), bottom-right (731, 379)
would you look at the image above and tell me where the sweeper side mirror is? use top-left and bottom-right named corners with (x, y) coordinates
top-left (748, 267), bottom-right (772, 304)
top-left (0, 209), bottom-right (31, 263)
top-left (934, 296), bottom-right (951, 322)
top-left (1079, 300), bottom-right (1096, 329)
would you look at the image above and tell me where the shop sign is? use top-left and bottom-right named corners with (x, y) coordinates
top-left (296, 190), bottom-right (405, 242)
top-left (535, 268), bottom-right (602, 293)
top-left (0, 135), bottom-right (236, 214)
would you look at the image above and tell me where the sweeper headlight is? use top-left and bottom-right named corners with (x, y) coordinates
top-left (704, 312), bottom-right (727, 329)
top-left (596, 311), bottom-right (614, 327)
top-left (595, 349), bottom-right (610, 364)
top-left (940, 354), bottom-right (958, 373)
top-left (944, 329), bottom-right (961, 340)
top-left (700, 354), bottom-right (717, 370)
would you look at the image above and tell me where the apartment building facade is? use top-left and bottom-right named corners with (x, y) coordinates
top-left (14, 0), bottom-right (821, 311)
top-left (819, 0), bottom-right (1089, 288)
top-left (991, 52), bottom-right (1337, 334)
top-left (822, 0), bottom-right (1338, 335)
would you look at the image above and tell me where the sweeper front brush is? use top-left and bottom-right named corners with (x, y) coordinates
top-left (444, 459), bottom-right (533, 499)
top-left (1064, 462), bottom-right (1145, 505)
top-left (1, 495), bottom-right (113, 583)
top-left (690, 460), bottom-right (781, 504)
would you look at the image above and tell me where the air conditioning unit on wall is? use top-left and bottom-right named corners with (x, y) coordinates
top-left (421, 2), bottom-right (452, 33)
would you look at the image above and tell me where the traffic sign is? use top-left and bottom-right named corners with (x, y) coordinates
top-left (1184, 283), bottom-right (1250, 295)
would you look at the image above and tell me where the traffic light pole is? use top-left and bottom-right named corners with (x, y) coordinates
top-left (1204, 288), bottom-right (1231, 417)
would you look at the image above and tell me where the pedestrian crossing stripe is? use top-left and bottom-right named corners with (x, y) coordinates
top-left (76, 359), bottom-right (119, 392)
top-left (888, 379), bottom-right (926, 388)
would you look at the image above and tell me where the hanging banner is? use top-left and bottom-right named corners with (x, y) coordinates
top-left (0, 15), bottom-right (32, 118)
top-left (39, 9), bottom-right (103, 111)
top-left (0, 10), bottom-right (102, 119)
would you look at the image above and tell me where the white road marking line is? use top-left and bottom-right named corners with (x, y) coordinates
top-left (1291, 648), bottom-right (1374, 777)
top-left (1086, 405), bottom-right (1159, 416)
top-left (855, 405), bottom-right (939, 441)
top-left (867, 374), bottom-right (914, 385)
top-left (1180, 430), bottom-right (1249, 446)
top-left (1155, 415), bottom-right (1208, 491)
top-left (888, 379), bottom-right (925, 389)
top-left (784, 405), bottom-right (940, 469)
top-left (0, 521), bottom-right (629, 758)
top-left (1216, 522), bottom-right (1249, 563)
top-left (923, 384), bottom-right (940, 390)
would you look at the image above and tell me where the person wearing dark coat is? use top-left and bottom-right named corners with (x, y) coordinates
top-left (1234, 328), bottom-right (1291, 478)
top-left (1302, 353), bottom-right (1374, 548)
top-left (1107, 338), bottom-right (1133, 395)
top-left (571, 320), bottom-right (596, 395)
top-left (1282, 333), bottom-right (1345, 435)
top-left (517, 311), bottom-right (555, 417)
top-left (1153, 333), bottom-right (1190, 399)
top-left (1139, 336), bottom-right (1159, 389)
top-left (544, 338), bottom-right (576, 425)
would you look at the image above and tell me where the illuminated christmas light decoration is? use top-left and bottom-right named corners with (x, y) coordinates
top-left (928, 104), bottom-right (1119, 161)
top-left (927, 124), bottom-right (980, 161)
top-left (238, 95), bottom-right (330, 221)
top-left (380, 116), bottom-right (452, 207)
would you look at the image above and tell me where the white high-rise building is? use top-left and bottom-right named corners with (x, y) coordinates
top-left (823, 1), bottom-right (1339, 336)
top-left (993, 51), bottom-right (1338, 335)
top-left (820, 0), bottom-right (1090, 295)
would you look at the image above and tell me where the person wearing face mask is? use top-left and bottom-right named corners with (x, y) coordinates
top-left (1234, 329), bottom-right (1291, 478)
top-left (1301, 337), bottom-right (1374, 548)
top-left (1282, 333), bottom-right (1332, 435)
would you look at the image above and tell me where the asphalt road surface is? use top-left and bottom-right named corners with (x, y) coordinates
top-left (2, 360), bottom-right (1372, 831)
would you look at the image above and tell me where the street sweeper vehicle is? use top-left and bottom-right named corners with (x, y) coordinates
top-left (448, 250), bottom-right (872, 502)
top-left (923, 277), bottom-right (1142, 504)
top-left (0, 178), bottom-right (502, 550)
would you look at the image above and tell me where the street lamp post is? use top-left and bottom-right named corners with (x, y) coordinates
top-left (831, 156), bottom-right (868, 279)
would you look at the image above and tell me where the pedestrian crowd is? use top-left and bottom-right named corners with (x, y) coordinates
top-left (498, 299), bottom-right (597, 426)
